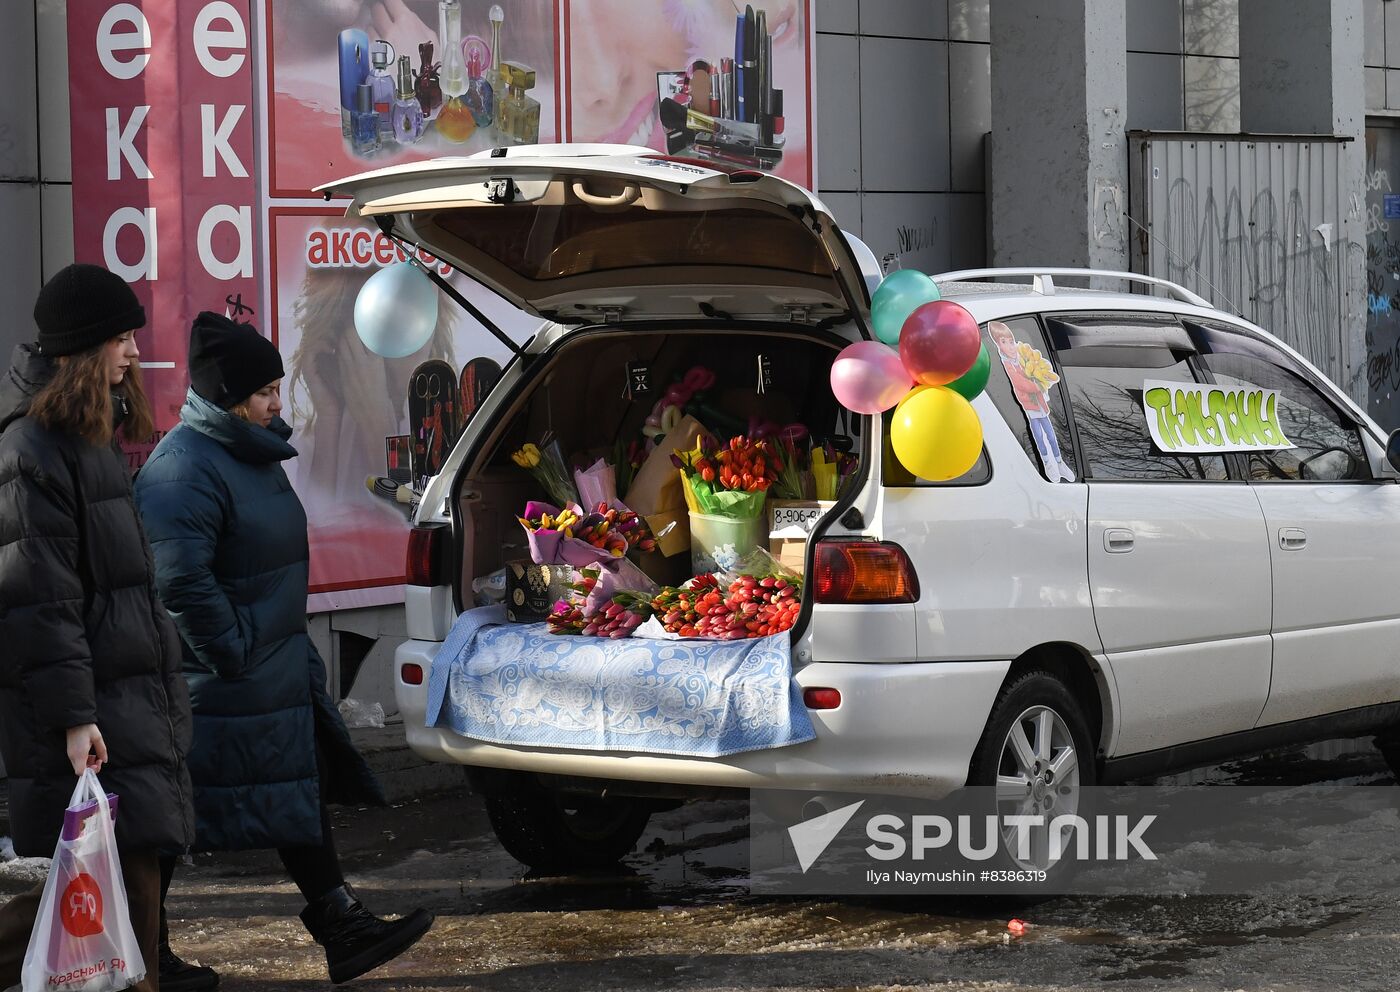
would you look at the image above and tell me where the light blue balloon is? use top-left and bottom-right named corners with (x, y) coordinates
top-left (354, 261), bottom-right (439, 358)
top-left (870, 269), bottom-right (941, 346)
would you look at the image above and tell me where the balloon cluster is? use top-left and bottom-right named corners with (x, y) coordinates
top-left (829, 270), bottom-right (988, 481)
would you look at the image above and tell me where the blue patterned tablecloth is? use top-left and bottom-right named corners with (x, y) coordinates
top-left (425, 606), bottom-right (815, 757)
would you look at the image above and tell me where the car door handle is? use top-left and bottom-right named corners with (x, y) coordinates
top-left (1279, 527), bottom-right (1307, 551)
top-left (1104, 528), bottom-right (1135, 553)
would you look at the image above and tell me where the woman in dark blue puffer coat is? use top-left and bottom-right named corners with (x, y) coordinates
top-left (134, 312), bottom-right (432, 988)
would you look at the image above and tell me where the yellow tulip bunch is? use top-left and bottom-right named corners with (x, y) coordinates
top-left (508, 438), bottom-right (579, 506)
top-left (1016, 341), bottom-right (1061, 389)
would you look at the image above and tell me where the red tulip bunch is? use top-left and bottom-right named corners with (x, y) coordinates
top-left (650, 573), bottom-right (800, 640)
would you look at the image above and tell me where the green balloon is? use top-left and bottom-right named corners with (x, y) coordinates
top-left (870, 269), bottom-right (941, 346)
top-left (947, 343), bottom-right (991, 400)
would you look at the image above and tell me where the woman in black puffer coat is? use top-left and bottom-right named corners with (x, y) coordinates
top-left (0, 263), bottom-right (195, 992)
top-left (135, 313), bottom-right (432, 988)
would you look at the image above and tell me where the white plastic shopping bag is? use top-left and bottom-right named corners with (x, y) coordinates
top-left (20, 770), bottom-right (145, 992)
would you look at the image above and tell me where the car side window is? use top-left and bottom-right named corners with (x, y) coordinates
top-left (1049, 315), bottom-right (1228, 482)
top-left (881, 414), bottom-right (991, 486)
top-left (983, 317), bottom-right (1079, 482)
top-left (1192, 330), bottom-right (1372, 482)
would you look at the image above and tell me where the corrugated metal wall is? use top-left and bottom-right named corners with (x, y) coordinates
top-left (1128, 133), bottom-right (1366, 396)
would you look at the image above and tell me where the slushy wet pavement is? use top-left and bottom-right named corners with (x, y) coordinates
top-left (10, 739), bottom-right (1400, 991)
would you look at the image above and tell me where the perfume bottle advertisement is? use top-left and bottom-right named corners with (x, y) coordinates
top-left (563, 0), bottom-right (812, 188)
top-left (267, 0), bottom-right (560, 197)
top-left (268, 210), bottom-right (531, 596)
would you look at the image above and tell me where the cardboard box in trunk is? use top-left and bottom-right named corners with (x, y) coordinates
top-left (767, 500), bottom-right (836, 575)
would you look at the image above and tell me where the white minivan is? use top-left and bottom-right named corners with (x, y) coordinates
top-left (321, 145), bottom-right (1400, 873)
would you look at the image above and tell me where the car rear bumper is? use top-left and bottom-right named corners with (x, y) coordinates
top-left (395, 639), bottom-right (1009, 800)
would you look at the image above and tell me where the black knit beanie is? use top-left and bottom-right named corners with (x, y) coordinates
top-left (188, 312), bottom-right (285, 409)
top-left (33, 263), bottom-right (146, 356)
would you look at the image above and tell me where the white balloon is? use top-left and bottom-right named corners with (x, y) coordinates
top-left (354, 261), bottom-right (439, 358)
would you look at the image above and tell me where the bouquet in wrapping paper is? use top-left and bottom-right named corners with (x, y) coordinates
top-left (673, 434), bottom-right (782, 521)
top-left (510, 436), bottom-right (580, 508)
top-left (518, 501), bottom-right (658, 567)
top-left (574, 457), bottom-right (627, 511)
top-left (546, 561), bottom-right (659, 637)
top-left (811, 443), bottom-right (859, 501)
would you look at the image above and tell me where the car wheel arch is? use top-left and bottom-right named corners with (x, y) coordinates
top-left (979, 642), bottom-right (1112, 776)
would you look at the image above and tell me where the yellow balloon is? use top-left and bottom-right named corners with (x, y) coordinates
top-left (890, 385), bottom-right (984, 481)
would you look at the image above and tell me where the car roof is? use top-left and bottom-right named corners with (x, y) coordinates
top-left (930, 268), bottom-right (1383, 439)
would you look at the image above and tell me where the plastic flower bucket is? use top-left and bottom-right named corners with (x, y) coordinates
top-left (689, 511), bottom-right (766, 573)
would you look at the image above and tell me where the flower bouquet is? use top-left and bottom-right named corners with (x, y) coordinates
top-left (518, 501), bottom-right (659, 567)
top-left (811, 443), bottom-right (859, 501)
top-left (510, 436), bottom-right (579, 507)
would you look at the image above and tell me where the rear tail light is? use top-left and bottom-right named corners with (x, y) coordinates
top-left (400, 662), bottom-right (424, 686)
top-left (803, 688), bottom-right (842, 710)
top-left (813, 540), bottom-right (919, 604)
top-left (405, 524), bottom-right (447, 587)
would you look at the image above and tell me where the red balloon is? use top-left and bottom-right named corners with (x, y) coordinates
top-left (898, 301), bottom-right (982, 387)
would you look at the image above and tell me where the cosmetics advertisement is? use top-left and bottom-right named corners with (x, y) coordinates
top-left (563, 0), bottom-right (813, 187)
top-left (266, 0), bottom-right (561, 197)
top-left (269, 210), bottom-right (527, 600)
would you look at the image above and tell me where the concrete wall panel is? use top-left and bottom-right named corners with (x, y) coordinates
top-left (1129, 52), bottom-right (1185, 130)
top-left (860, 0), bottom-right (947, 40)
top-left (41, 181), bottom-right (73, 280)
top-left (817, 0), bottom-right (860, 34)
top-left (817, 33), bottom-right (862, 190)
top-left (0, 184), bottom-right (42, 362)
top-left (860, 192), bottom-right (951, 274)
top-left (949, 41), bottom-right (990, 192)
top-left (949, 0), bottom-right (989, 43)
top-left (1129, 0), bottom-right (1183, 54)
top-left (859, 36), bottom-right (949, 191)
top-left (0, 1), bottom-right (38, 181)
top-left (36, 0), bottom-right (70, 183)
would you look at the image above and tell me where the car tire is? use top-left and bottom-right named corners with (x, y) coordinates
top-left (472, 769), bottom-right (652, 873)
top-left (966, 669), bottom-right (1097, 888)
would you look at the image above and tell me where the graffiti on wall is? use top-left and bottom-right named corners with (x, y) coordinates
top-left (1158, 176), bottom-right (1366, 400)
top-left (1364, 127), bottom-right (1400, 433)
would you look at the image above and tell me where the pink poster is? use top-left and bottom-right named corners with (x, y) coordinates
top-left (67, 0), bottom-right (260, 464)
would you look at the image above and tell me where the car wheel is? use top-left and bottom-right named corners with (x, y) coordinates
top-left (472, 769), bottom-right (653, 873)
top-left (967, 669), bottom-right (1097, 880)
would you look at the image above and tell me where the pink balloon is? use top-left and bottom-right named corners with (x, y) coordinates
top-left (830, 340), bottom-right (914, 414)
top-left (898, 301), bottom-right (982, 387)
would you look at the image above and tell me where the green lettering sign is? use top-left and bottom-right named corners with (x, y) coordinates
top-left (1141, 379), bottom-right (1294, 454)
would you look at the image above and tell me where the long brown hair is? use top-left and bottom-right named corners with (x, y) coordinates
top-left (28, 344), bottom-right (155, 447)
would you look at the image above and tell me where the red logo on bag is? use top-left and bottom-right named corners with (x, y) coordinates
top-left (59, 873), bottom-right (104, 937)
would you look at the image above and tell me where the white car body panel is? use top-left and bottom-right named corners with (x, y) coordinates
top-left (395, 638), bottom-right (1009, 798)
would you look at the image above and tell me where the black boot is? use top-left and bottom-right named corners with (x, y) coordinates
top-left (159, 907), bottom-right (220, 991)
top-left (299, 883), bottom-right (434, 984)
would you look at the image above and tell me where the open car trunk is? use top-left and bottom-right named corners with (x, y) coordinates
top-left (455, 326), bottom-right (855, 629)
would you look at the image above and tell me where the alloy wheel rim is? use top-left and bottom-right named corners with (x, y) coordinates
top-left (994, 704), bottom-right (1081, 870)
